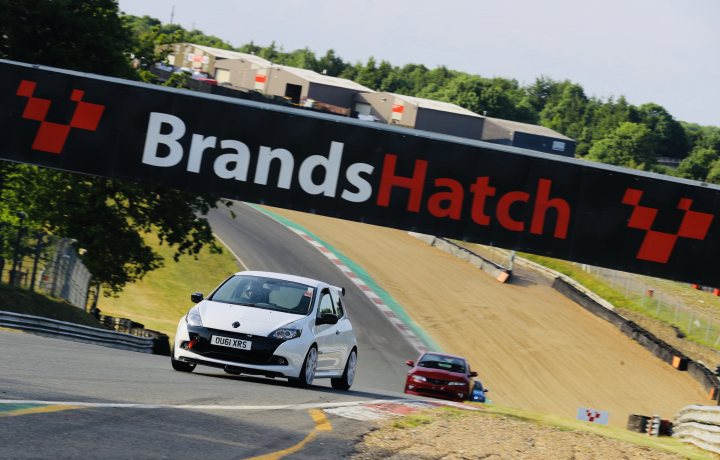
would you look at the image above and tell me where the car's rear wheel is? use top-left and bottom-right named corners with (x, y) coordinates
top-left (291, 346), bottom-right (317, 388)
top-left (171, 349), bottom-right (196, 373)
top-left (331, 349), bottom-right (357, 390)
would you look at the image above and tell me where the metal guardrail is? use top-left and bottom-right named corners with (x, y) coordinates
top-left (0, 310), bottom-right (156, 354)
top-left (674, 405), bottom-right (720, 454)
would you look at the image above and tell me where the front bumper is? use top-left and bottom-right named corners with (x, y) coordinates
top-left (174, 320), bottom-right (308, 378)
top-left (404, 382), bottom-right (469, 402)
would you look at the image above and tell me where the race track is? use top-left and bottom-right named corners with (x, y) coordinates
top-left (268, 207), bottom-right (710, 427)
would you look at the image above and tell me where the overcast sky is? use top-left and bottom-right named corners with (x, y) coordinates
top-left (117, 0), bottom-right (719, 127)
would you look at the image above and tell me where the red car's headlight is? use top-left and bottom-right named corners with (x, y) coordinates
top-left (447, 381), bottom-right (466, 386)
top-left (410, 375), bottom-right (427, 383)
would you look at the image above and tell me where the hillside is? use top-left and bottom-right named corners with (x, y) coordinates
top-left (268, 207), bottom-right (710, 428)
top-left (96, 234), bottom-right (241, 337)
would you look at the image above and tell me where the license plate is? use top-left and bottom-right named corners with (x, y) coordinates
top-left (211, 335), bottom-right (252, 350)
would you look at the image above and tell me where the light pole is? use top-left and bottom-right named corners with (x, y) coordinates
top-left (11, 211), bottom-right (27, 286)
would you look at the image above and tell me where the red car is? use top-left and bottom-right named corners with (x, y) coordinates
top-left (404, 352), bottom-right (477, 402)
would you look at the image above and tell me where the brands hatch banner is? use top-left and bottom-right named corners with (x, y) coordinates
top-left (1, 59), bottom-right (719, 285)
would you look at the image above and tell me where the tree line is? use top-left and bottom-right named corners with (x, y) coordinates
top-left (0, 0), bottom-right (717, 297)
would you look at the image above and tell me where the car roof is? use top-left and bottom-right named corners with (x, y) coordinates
top-left (235, 270), bottom-right (335, 290)
top-left (420, 352), bottom-right (468, 362)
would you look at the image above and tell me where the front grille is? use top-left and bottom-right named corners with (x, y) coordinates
top-left (426, 377), bottom-right (451, 385)
top-left (186, 326), bottom-right (282, 365)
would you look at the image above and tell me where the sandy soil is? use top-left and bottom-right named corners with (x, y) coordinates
top-left (269, 207), bottom-right (710, 428)
top-left (353, 410), bottom-right (691, 460)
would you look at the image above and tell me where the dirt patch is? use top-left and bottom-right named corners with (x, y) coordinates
top-left (352, 409), bottom-right (694, 460)
top-left (269, 207), bottom-right (710, 427)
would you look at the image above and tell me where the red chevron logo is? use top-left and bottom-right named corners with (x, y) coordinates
top-left (622, 188), bottom-right (714, 263)
top-left (16, 80), bottom-right (105, 154)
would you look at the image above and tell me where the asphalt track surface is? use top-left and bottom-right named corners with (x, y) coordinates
top-left (0, 202), bottom-right (421, 459)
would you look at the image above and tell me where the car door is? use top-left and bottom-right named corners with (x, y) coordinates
top-left (330, 288), bottom-right (352, 369)
top-left (314, 288), bottom-right (340, 371)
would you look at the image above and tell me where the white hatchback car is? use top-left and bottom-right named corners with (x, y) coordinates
top-left (172, 271), bottom-right (358, 390)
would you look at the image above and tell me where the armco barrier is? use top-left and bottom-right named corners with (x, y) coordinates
top-left (408, 233), bottom-right (511, 282)
top-left (550, 277), bottom-right (720, 399)
top-left (0, 310), bottom-right (163, 354)
top-left (674, 405), bottom-right (720, 454)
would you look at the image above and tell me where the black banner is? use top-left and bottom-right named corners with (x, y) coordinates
top-left (1, 59), bottom-right (719, 285)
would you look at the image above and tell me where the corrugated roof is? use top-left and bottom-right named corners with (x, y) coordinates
top-left (484, 117), bottom-right (574, 140)
top-left (188, 44), bottom-right (271, 66)
top-left (278, 66), bottom-right (374, 92)
top-left (390, 93), bottom-right (483, 117)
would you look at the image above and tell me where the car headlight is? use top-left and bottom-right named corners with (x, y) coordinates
top-left (448, 381), bottom-right (466, 386)
top-left (269, 321), bottom-right (302, 341)
top-left (411, 375), bottom-right (427, 383)
top-left (186, 306), bottom-right (203, 327)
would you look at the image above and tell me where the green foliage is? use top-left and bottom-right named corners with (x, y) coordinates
top-left (637, 103), bottom-right (689, 159)
top-left (539, 83), bottom-right (589, 146)
top-left (586, 122), bottom-right (658, 170)
top-left (676, 147), bottom-right (719, 180)
top-left (0, 165), bottom-right (222, 294)
top-left (0, 3), bottom-right (225, 295)
top-left (0, 0), bottom-right (136, 78)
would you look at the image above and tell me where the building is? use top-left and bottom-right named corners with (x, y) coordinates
top-left (354, 92), bottom-right (485, 140)
top-left (163, 43), bottom-right (268, 77)
top-left (481, 117), bottom-right (576, 157)
top-left (215, 60), bottom-right (374, 114)
top-left (160, 43), bottom-right (575, 156)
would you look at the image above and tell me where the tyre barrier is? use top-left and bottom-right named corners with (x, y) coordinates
top-left (626, 414), bottom-right (673, 436)
top-left (674, 405), bottom-right (720, 455)
top-left (551, 277), bottom-right (720, 402)
top-left (0, 310), bottom-right (169, 355)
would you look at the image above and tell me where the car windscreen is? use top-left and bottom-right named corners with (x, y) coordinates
top-left (418, 354), bottom-right (467, 373)
top-left (209, 275), bottom-right (315, 315)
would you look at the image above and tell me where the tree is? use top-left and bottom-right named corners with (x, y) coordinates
top-left (539, 83), bottom-right (589, 144)
top-left (637, 103), bottom-right (689, 160)
top-left (586, 122), bottom-right (658, 170)
top-left (0, 0), bottom-right (223, 294)
top-left (676, 147), bottom-right (719, 181)
top-left (706, 160), bottom-right (720, 184)
top-left (0, 0), bottom-right (136, 79)
top-left (316, 49), bottom-right (348, 77)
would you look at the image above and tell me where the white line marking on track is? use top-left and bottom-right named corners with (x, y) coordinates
top-left (0, 399), bottom-right (412, 411)
top-left (214, 233), bottom-right (249, 270)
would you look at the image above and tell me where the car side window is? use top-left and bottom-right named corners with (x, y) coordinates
top-left (318, 290), bottom-right (335, 316)
top-left (330, 289), bottom-right (345, 318)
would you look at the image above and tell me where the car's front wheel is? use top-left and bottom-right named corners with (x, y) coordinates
top-left (331, 349), bottom-right (357, 390)
top-left (171, 350), bottom-right (196, 373)
top-left (291, 346), bottom-right (317, 388)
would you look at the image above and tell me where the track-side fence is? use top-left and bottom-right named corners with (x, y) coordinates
top-left (0, 224), bottom-right (91, 309)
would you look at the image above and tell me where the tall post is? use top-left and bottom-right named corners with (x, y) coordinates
top-left (0, 222), bottom-right (5, 283)
top-left (11, 212), bottom-right (27, 286)
top-left (30, 231), bottom-right (44, 292)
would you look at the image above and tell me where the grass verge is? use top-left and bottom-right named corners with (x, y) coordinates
top-left (519, 252), bottom-right (720, 351)
top-left (0, 283), bottom-right (104, 328)
top-left (96, 233), bottom-right (241, 338)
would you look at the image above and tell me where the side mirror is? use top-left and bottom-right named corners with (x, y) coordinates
top-left (316, 313), bottom-right (339, 325)
top-left (470, 371), bottom-right (478, 377)
top-left (406, 360), bottom-right (415, 367)
top-left (191, 292), bottom-right (204, 303)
